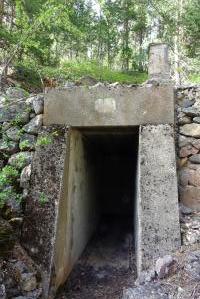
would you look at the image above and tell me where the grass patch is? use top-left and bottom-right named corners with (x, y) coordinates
top-left (60, 60), bottom-right (148, 84)
top-left (13, 60), bottom-right (147, 91)
top-left (189, 73), bottom-right (200, 83)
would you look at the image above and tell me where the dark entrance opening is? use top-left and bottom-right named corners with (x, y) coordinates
top-left (57, 128), bottom-right (139, 298)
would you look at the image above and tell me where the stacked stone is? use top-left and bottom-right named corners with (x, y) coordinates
top-left (176, 85), bottom-right (200, 245)
top-left (0, 87), bottom-right (44, 298)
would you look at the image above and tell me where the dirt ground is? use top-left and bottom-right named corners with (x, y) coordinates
top-left (56, 216), bottom-right (136, 299)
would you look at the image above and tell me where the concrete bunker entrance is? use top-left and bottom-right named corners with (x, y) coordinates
top-left (62, 127), bottom-right (139, 296)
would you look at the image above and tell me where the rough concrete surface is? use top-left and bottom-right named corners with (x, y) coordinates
top-left (136, 124), bottom-right (181, 274)
top-left (43, 85), bottom-right (175, 127)
top-left (21, 126), bottom-right (68, 298)
top-left (148, 43), bottom-right (170, 79)
top-left (53, 129), bottom-right (99, 291)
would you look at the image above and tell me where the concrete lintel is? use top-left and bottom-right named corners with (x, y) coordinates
top-left (136, 124), bottom-right (181, 274)
top-left (43, 85), bottom-right (175, 127)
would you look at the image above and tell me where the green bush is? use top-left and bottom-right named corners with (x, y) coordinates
top-left (19, 140), bottom-right (31, 151)
top-left (0, 166), bottom-right (19, 187)
top-left (9, 153), bottom-right (27, 169)
top-left (36, 135), bottom-right (52, 147)
top-left (0, 189), bottom-right (22, 208)
top-left (0, 166), bottom-right (21, 208)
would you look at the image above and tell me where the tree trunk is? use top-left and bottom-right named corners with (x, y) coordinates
top-left (107, 22), bottom-right (112, 68)
top-left (138, 31), bottom-right (143, 72)
top-left (122, 0), bottom-right (130, 71)
top-left (10, 1), bottom-right (15, 32)
top-left (0, 0), bottom-right (4, 26)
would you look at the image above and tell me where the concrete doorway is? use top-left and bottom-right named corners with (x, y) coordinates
top-left (57, 128), bottom-right (139, 298)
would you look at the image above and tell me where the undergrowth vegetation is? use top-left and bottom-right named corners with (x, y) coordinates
top-left (60, 60), bottom-right (148, 84)
top-left (13, 60), bottom-right (148, 91)
top-left (0, 165), bottom-right (21, 208)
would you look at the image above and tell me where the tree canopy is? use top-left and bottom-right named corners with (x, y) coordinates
top-left (0, 0), bottom-right (199, 87)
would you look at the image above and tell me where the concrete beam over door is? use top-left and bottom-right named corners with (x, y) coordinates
top-left (43, 85), bottom-right (175, 127)
top-left (136, 124), bottom-right (181, 274)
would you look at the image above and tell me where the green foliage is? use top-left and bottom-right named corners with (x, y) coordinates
top-left (36, 135), bottom-right (52, 147)
top-left (189, 74), bottom-right (200, 83)
top-left (10, 153), bottom-right (26, 169)
top-left (0, 166), bottom-right (21, 208)
top-left (183, 0), bottom-right (200, 58)
top-left (19, 140), bottom-right (31, 150)
top-left (14, 61), bottom-right (42, 90)
top-left (0, 0), bottom-right (199, 86)
top-left (0, 166), bottom-right (19, 187)
top-left (61, 60), bottom-right (147, 84)
top-left (0, 189), bottom-right (22, 208)
top-left (11, 114), bottom-right (26, 127)
top-left (38, 192), bottom-right (48, 206)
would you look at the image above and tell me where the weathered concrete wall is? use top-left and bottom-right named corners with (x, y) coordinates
top-left (148, 43), bottom-right (170, 80)
top-left (54, 130), bottom-right (99, 290)
top-left (43, 85), bottom-right (175, 127)
top-left (21, 126), bottom-right (67, 298)
top-left (136, 124), bottom-right (181, 274)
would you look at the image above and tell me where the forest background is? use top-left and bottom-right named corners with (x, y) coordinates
top-left (0, 0), bottom-right (200, 90)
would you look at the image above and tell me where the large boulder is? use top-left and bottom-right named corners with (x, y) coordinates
top-left (32, 95), bottom-right (44, 115)
top-left (0, 102), bottom-right (29, 123)
top-left (0, 139), bottom-right (18, 154)
top-left (122, 283), bottom-right (170, 299)
top-left (179, 145), bottom-right (198, 158)
top-left (5, 87), bottom-right (29, 99)
top-left (182, 107), bottom-right (200, 117)
top-left (193, 117), bottom-right (200, 124)
top-left (180, 123), bottom-right (200, 137)
top-left (22, 115), bottom-right (43, 135)
top-left (20, 165), bottom-right (31, 189)
top-left (155, 255), bottom-right (177, 279)
top-left (179, 185), bottom-right (200, 211)
top-left (178, 135), bottom-right (200, 149)
top-left (179, 167), bottom-right (200, 186)
top-left (189, 154), bottom-right (200, 164)
top-left (5, 127), bottom-right (21, 142)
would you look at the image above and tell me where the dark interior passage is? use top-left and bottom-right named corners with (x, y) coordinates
top-left (85, 129), bottom-right (138, 217)
top-left (56, 128), bottom-right (139, 298)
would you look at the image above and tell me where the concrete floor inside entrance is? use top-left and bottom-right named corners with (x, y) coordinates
top-left (56, 128), bottom-right (139, 298)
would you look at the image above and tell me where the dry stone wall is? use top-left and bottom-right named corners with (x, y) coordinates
top-left (176, 85), bottom-right (200, 246)
top-left (0, 87), bottom-right (44, 298)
